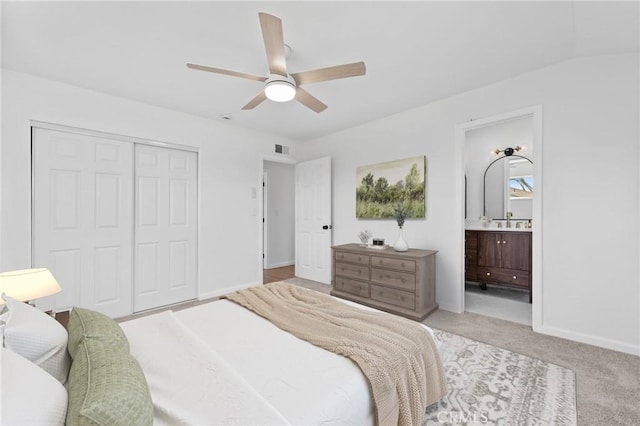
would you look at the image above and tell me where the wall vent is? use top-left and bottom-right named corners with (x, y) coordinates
top-left (275, 144), bottom-right (289, 155)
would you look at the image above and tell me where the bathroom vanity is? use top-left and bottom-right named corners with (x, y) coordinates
top-left (465, 228), bottom-right (531, 302)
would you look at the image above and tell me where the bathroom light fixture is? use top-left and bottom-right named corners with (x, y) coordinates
top-left (264, 74), bottom-right (297, 102)
top-left (492, 145), bottom-right (525, 156)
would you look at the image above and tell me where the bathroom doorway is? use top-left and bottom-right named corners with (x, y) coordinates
top-left (262, 160), bottom-right (296, 284)
top-left (458, 107), bottom-right (542, 327)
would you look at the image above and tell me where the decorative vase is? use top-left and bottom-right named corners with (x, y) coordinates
top-left (393, 227), bottom-right (409, 252)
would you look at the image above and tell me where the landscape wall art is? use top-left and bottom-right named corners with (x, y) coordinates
top-left (356, 155), bottom-right (426, 219)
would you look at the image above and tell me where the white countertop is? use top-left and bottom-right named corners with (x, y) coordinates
top-left (465, 225), bottom-right (532, 232)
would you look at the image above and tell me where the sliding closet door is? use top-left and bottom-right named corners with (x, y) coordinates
top-left (134, 145), bottom-right (197, 312)
top-left (32, 128), bottom-right (133, 317)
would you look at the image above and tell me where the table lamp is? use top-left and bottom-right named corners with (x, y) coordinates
top-left (0, 268), bottom-right (61, 304)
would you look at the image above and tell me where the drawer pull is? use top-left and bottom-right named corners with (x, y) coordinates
top-left (513, 275), bottom-right (517, 279)
top-left (497, 241), bottom-right (501, 245)
top-left (503, 240), bottom-right (507, 244)
top-left (486, 272), bottom-right (491, 276)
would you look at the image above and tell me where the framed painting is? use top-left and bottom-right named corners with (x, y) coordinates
top-left (356, 155), bottom-right (426, 219)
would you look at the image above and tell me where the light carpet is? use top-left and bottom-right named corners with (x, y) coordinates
top-left (425, 329), bottom-right (577, 425)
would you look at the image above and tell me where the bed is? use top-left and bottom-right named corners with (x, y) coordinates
top-left (1, 282), bottom-right (446, 426)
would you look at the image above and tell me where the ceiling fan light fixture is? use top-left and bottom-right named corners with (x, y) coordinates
top-left (264, 74), bottom-right (296, 102)
top-left (187, 13), bottom-right (365, 112)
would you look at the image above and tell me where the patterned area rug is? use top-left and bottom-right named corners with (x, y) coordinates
top-left (424, 330), bottom-right (577, 425)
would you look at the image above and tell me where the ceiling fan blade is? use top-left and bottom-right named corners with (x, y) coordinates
top-left (241, 91), bottom-right (268, 110)
top-left (295, 87), bottom-right (328, 113)
top-left (259, 12), bottom-right (287, 76)
top-left (186, 63), bottom-right (266, 82)
top-left (291, 62), bottom-right (366, 85)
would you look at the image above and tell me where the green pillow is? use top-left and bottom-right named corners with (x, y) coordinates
top-left (65, 308), bottom-right (152, 426)
top-left (66, 337), bottom-right (153, 426)
top-left (67, 307), bottom-right (129, 359)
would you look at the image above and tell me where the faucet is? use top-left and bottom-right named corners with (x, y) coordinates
top-left (506, 211), bottom-right (513, 228)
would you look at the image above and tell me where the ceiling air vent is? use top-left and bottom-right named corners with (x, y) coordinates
top-left (275, 144), bottom-right (289, 155)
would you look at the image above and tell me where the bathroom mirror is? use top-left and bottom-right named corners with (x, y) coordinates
top-left (484, 155), bottom-right (533, 220)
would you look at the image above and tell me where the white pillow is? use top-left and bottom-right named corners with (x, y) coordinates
top-left (1, 347), bottom-right (67, 425)
top-left (1, 294), bottom-right (71, 384)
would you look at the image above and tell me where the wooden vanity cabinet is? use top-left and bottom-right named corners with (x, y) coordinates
top-left (466, 230), bottom-right (531, 296)
top-left (478, 231), bottom-right (530, 271)
top-left (331, 244), bottom-right (438, 321)
top-left (464, 230), bottom-right (478, 281)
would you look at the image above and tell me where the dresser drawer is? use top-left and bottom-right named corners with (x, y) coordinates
top-left (334, 251), bottom-right (370, 266)
top-left (335, 262), bottom-right (370, 281)
top-left (334, 277), bottom-right (370, 298)
top-left (371, 268), bottom-right (415, 292)
top-left (370, 284), bottom-right (416, 310)
top-left (477, 267), bottom-right (530, 288)
top-left (370, 256), bottom-right (416, 273)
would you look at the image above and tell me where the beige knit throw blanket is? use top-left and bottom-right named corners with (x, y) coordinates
top-left (225, 282), bottom-right (447, 426)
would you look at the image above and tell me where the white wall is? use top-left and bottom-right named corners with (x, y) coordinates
top-left (0, 70), bottom-right (298, 300)
top-left (263, 161), bottom-right (295, 268)
top-left (297, 53), bottom-right (639, 355)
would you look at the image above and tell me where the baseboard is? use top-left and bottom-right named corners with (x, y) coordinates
top-left (198, 281), bottom-right (260, 301)
top-left (437, 301), bottom-right (463, 314)
top-left (440, 299), bottom-right (638, 355)
top-left (264, 260), bottom-right (295, 269)
top-left (537, 324), bottom-right (640, 356)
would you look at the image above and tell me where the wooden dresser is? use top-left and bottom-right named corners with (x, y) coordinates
top-left (330, 244), bottom-right (438, 321)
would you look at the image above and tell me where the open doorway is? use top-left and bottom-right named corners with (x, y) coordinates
top-left (262, 160), bottom-right (295, 284)
top-left (458, 106), bottom-right (542, 328)
top-left (258, 155), bottom-right (333, 286)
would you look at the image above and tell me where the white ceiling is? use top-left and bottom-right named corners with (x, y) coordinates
top-left (2, 1), bottom-right (638, 141)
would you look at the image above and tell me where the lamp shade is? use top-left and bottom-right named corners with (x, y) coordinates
top-left (0, 268), bottom-right (61, 303)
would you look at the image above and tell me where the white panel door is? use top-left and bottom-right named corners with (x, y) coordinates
top-left (134, 145), bottom-right (197, 312)
top-left (295, 157), bottom-right (332, 284)
top-left (32, 128), bottom-right (133, 317)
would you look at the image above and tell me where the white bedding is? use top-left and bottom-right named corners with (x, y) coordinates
top-left (121, 297), bottom-right (440, 426)
top-left (119, 310), bottom-right (289, 425)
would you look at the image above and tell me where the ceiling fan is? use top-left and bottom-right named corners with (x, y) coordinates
top-left (186, 12), bottom-right (366, 113)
